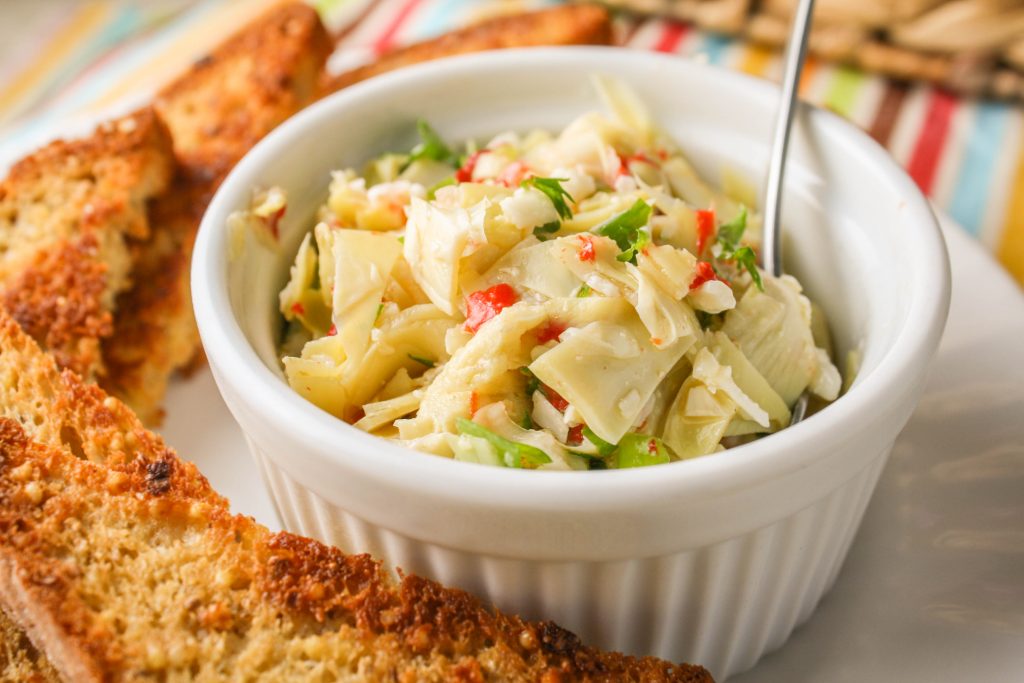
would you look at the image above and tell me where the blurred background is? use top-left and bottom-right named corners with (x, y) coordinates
top-left (1, 0), bottom-right (1022, 286)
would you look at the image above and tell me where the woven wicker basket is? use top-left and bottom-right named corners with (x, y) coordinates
top-left (594, 0), bottom-right (1024, 98)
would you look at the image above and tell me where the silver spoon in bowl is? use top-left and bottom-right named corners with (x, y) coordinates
top-left (760, 0), bottom-right (816, 423)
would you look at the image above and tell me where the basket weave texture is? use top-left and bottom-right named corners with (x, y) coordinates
top-left (595, 0), bottom-right (1024, 98)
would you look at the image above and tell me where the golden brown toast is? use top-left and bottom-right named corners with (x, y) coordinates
top-left (0, 415), bottom-right (713, 682)
top-left (0, 307), bottom-right (222, 508)
top-left (0, 109), bottom-right (174, 381)
top-left (100, 2), bottom-right (332, 423)
top-left (321, 4), bottom-right (613, 95)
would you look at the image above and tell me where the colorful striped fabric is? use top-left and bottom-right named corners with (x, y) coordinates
top-left (0, 0), bottom-right (1022, 285)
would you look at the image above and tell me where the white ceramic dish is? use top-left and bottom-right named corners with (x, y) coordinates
top-left (193, 48), bottom-right (950, 679)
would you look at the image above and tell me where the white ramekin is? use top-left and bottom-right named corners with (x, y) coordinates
top-left (193, 48), bottom-right (950, 679)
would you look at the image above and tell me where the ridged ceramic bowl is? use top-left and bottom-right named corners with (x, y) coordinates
top-left (193, 48), bottom-right (950, 679)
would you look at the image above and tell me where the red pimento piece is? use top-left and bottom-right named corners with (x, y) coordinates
top-left (470, 391), bottom-right (480, 416)
top-left (290, 302), bottom-right (305, 316)
top-left (541, 384), bottom-right (569, 412)
top-left (496, 161), bottom-right (531, 187)
top-left (455, 150), bottom-right (486, 183)
top-left (567, 424), bottom-right (585, 446)
top-left (577, 234), bottom-right (597, 262)
top-left (536, 321), bottom-right (566, 344)
top-left (327, 323), bottom-right (337, 336)
top-left (695, 209), bottom-right (715, 257)
top-left (464, 283), bottom-right (518, 333)
top-left (689, 261), bottom-right (720, 290)
top-left (617, 151), bottom-right (657, 177)
top-left (648, 438), bottom-right (659, 454)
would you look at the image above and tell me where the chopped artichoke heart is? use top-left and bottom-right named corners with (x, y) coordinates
top-left (328, 228), bottom-right (403, 369)
top-left (630, 264), bottom-right (699, 348)
top-left (721, 274), bottom-right (819, 405)
top-left (691, 348), bottom-right (770, 428)
top-left (355, 390), bottom-right (423, 433)
top-left (279, 232), bottom-right (331, 336)
top-left (708, 331), bottom-right (790, 429)
top-left (555, 234), bottom-right (636, 293)
top-left (809, 347), bottom-right (842, 401)
top-left (403, 197), bottom-right (476, 315)
top-left (529, 313), bottom-right (693, 444)
top-left (283, 355), bottom-right (349, 419)
top-left (663, 376), bottom-right (736, 459)
top-left (637, 243), bottom-right (697, 299)
top-left (473, 238), bottom-right (580, 301)
top-left (410, 303), bottom-right (550, 435)
top-left (343, 304), bottom-right (453, 410)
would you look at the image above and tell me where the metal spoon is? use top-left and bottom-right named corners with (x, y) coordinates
top-left (761, 0), bottom-right (816, 423)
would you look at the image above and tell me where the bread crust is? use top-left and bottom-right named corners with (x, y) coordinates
top-left (321, 4), bottom-right (613, 95)
top-left (0, 109), bottom-right (174, 381)
top-left (101, 2), bottom-right (332, 423)
top-left (0, 412), bottom-right (713, 683)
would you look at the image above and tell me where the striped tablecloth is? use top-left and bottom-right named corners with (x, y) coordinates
top-left (1, 0), bottom-right (1022, 286)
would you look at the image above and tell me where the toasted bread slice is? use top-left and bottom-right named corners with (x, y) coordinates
top-left (0, 417), bottom-right (713, 683)
top-left (320, 4), bottom-right (613, 95)
top-left (0, 109), bottom-right (174, 381)
top-left (100, 2), bottom-right (332, 423)
top-left (0, 308), bottom-right (222, 507)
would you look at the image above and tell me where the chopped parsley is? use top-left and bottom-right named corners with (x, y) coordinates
top-left (594, 199), bottom-right (652, 264)
top-left (716, 207), bottom-right (748, 252)
top-left (408, 119), bottom-right (456, 166)
top-left (521, 177), bottom-right (574, 220)
top-left (576, 284), bottom-right (592, 298)
top-left (532, 221), bottom-right (561, 241)
top-left (455, 417), bottom-right (552, 469)
top-left (375, 303), bottom-right (384, 322)
top-left (407, 353), bottom-right (435, 368)
top-left (426, 176), bottom-right (456, 199)
top-left (713, 207), bottom-right (764, 291)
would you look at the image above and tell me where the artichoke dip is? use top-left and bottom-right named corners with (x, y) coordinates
top-left (260, 80), bottom-right (841, 471)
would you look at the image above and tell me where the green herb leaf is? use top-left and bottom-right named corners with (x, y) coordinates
top-left (426, 176), bottom-right (456, 199)
top-left (455, 417), bottom-right (552, 469)
top-left (731, 245), bottom-right (764, 291)
top-left (581, 426), bottom-right (617, 457)
top-left (575, 284), bottom-right (592, 298)
top-left (615, 227), bottom-right (651, 264)
top-left (716, 206), bottom-right (747, 252)
top-left (712, 206), bottom-right (764, 291)
top-left (521, 177), bottom-right (574, 220)
top-left (532, 221), bottom-right (561, 241)
top-left (615, 433), bottom-right (671, 469)
top-left (408, 119), bottom-right (455, 166)
top-left (375, 303), bottom-right (384, 322)
top-left (519, 366), bottom-right (540, 397)
top-left (407, 353), bottom-right (435, 368)
top-left (594, 199), bottom-right (652, 263)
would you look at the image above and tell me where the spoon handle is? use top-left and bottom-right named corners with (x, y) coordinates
top-left (761, 0), bottom-right (816, 278)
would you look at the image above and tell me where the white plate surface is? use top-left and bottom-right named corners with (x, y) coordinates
top-left (2, 124), bottom-right (1022, 680)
